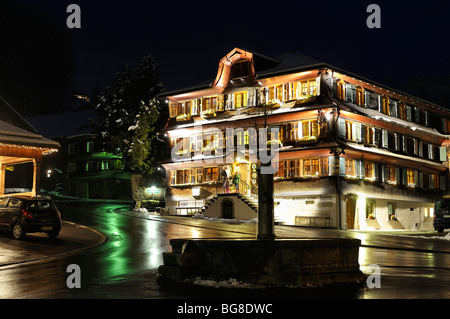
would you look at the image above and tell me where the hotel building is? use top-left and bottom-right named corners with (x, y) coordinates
top-left (160, 48), bottom-right (450, 230)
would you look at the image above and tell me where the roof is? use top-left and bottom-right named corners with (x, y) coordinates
top-left (256, 51), bottom-right (324, 78)
top-left (0, 96), bottom-right (38, 133)
top-left (0, 119), bottom-right (59, 149)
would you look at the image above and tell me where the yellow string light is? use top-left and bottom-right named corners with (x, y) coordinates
top-left (0, 143), bottom-right (58, 155)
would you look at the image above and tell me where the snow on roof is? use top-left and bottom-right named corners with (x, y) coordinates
top-left (0, 119), bottom-right (59, 148)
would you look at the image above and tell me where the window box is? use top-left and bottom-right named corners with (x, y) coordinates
top-left (201, 109), bottom-right (217, 118)
top-left (176, 114), bottom-right (192, 122)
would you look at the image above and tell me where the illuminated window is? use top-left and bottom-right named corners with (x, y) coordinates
top-left (387, 166), bottom-right (396, 184)
top-left (276, 85), bottom-right (283, 101)
top-left (275, 161), bottom-right (284, 179)
top-left (380, 96), bottom-right (389, 115)
top-left (388, 202), bottom-right (397, 220)
top-left (169, 102), bottom-right (178, 118)
top-left (356, 86), bottom-right (365, 106)
top-left (345, 158), bottom-right (356, 177)
top-left (101, 160), bottom-right (110, 170)
top-left (204, 167), bottom-right (218, 182)
top-left (319, 157), bottom-right (329, 176)
top-left (303, 158), bottom-right (319, 176)
top-left (366, 199), bottom-right (376, 219)
top-left (290, 122), bottom-right (299, 140)
top-left (190, 168), bottom-right (202, 184)
top-left (364, 162), bottom-right (374, 179)
top-left (301, 120), bottom-right (318, 138)
top-left (364, 126), bottom-right (375, 144)
top-left (336, 80), bottom-right (345, 100)
top-left (407, 169), bottom-right (415, 187)
top-left (176, 169), bottom-right (190, 185)
top-left (234, 91), bottom-right (248, 108)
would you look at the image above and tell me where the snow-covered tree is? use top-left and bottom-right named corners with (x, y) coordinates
top-left (93, 55), bottom-right (166, 176)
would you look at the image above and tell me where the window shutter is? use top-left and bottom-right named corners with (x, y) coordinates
top-left (414, 170), bottom-right (419, 186)
top-left (382, 130), bottom-right (388, 148)
top-left (424, 111), bottom-right (430, 126)
top-left (360, 124), bottom-right (366, 143)
top-left (338, 118), bottom-right (346, 138)
top-left (382, 164), bottom-right (387, 182)
top-left (357, 160), bottom-right (365, 179)
top-left (440, 146), bottom-right (447, 162)
top-left (247, 89), bottom-right (255, 107)
top-left (345, 84), bottom-right (355, 103)
top-left (374, 129), bottom-right (380, 146)
top-left (406, 105), bottom-right (412, 122)
top-left (353, 123), bottom-right (361, 142)
top-left (414, 107), bottom-right (420, 123)
top-left (329, 156), bottom-right (336, 176)
top-left (331, 78), bottom-right (337, 97)
top-left (402, 135), bottom-right (408, 153)
top-left (374, 163), bottom-right (379, 181)
top-left (402, 168), bottom-right (407, 186)
top-left (364, 91), bottom-right (371, 108)
top-left (429, 145), bottom-right (434, 160)
top-left (339, 157), bottom-right (346, 177)
top-left (217, 95), bottom-right (224, 111)
top-left (430, 174), bottom-right (435, 190)
top-left (440, 175), bottom-right (447, 191)
top-left (419, 172), bottom-right (424, 188)
top-left (395, 167), bottom-right (400, 184)
top-left (298, 121), bottom-right (303, 139)
top-left (389, 100), bottom-right (397, 118)
top-left (418, 141), bottom-right (423, 157)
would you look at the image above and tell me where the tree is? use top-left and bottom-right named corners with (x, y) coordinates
top-left (93, 55), bottom-right (166, 203)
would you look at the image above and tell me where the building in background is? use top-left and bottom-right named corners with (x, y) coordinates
top-left (27, 93), bottom-right (131, 200)
top-left (160, 47), bottom-right (450, 230)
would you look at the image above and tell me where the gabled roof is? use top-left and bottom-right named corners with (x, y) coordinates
top-left (0, 96), bottom-right (38, 133)
top-left (0, 119), bottom-right (59, 149)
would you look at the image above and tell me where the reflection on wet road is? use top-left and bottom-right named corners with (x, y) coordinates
top-left (1, 202), bottom-right (450, 299)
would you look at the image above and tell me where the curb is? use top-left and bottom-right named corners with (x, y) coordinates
top-left (0, 221), bottom-right (107, 268)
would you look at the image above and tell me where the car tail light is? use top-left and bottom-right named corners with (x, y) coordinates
top-left (22, 209), bottom-right (34, 220)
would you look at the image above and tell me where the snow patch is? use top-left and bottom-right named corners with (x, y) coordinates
top-left (192, 213), bottom-right (257, 224)
top-left (189, 277), bottom-right (264, 289)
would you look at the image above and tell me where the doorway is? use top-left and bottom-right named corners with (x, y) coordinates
top-left (221, 199), bottom-right (234, 219)
top-left (346, 197), bottom-right (356, 229)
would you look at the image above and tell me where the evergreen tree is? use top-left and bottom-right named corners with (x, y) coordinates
top-left (93, 55), bottom-right (166, 177)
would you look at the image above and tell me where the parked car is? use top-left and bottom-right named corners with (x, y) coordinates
top-left (0, 196), bottom-right (62, 239)
top-left (434, 197), bottom-right (450, 233)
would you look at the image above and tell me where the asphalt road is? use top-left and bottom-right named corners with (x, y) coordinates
top-left (1, 201), bottom-right (450, 301)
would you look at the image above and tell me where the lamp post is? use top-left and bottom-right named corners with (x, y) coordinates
top-left (256, 87), bottom-right (275, 240)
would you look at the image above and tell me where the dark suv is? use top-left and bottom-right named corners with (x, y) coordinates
top-left (0, 196), bottom-right (62, 239)
top-left (434, 197), bottom-right (450, 233)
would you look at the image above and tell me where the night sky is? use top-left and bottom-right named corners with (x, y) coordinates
top-left (15, 0), bottom-right (450, 103)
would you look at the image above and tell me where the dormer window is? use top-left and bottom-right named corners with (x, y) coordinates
top-left (231, 61), bottom-right (250, 79)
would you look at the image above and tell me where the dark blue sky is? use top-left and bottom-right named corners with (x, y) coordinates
top-left (17, 0), bottom-right (450, 101)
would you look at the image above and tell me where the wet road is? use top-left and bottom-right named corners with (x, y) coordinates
top-left (1, 201), bottom-right (450, 299)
